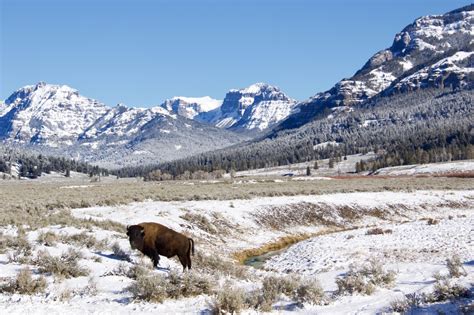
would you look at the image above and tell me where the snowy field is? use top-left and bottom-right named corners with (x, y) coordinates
top-left (373, 160), bottom-right (474, 176)
top-left (0, 186), bottom-right (473, 314)
top-left (236, 152), bottom-right (377, 177)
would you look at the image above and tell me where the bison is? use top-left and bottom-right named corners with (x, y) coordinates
top-left (126, 222), bottom-right (194, 271)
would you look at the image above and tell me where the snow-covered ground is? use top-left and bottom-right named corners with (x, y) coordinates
top-left (373, 160), bottom-right (474, 176)
top-left (236, 152), bottom-right (377, 177)
top-left (0, 190), bottom-right (472, 314)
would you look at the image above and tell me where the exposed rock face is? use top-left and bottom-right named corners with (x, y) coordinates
top-left (197, 83), bottom-right (297, 131)
top-left (160, 96), bottom-right (222, 119)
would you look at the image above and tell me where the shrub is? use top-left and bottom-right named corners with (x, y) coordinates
top-left (35, 248), bottom-right (89, 278)
top-left (336, 271), bottom-right (373, 295)
top-left (211, 283), bottom-right (246, 314)
top-left (427, 218), bottom-right (439, 225)
top-left (181, 271), bottom-right (213, 297)
top-left (261, 275), bottom-right (300, 303)
top-left (59, 288), bottom-right (73, 301)
top-left (6, 233), bottom-right (33, 264)
top-left (294, 278), bottom-right (325, 305)
top-left (428, 278), bottom-right (470, 302)
top-left (111, 241), bottom-right (130, 261)
top-left (0, 268), bottom-right (47, 295)
top-left (127, 270), bottom-right (215, 303)
top-left (336, 259), bottom-right (396, 295)
top-left (366, 228), bottom-right (392, 235)
top-left (60, 232), bottom-right (108, 250)
top-left (194, 252), bottom-right (248, 279)
top-left (126, 273), bottom-right (168, 303)
top-left (37, 231), bottom-right (58, 246)
top-left (446, 255), bottom-right (467, 278)
top-left (127, 263), bottom-right (152, 280)
top-left (405, 292), bottom-right (425, 308)
top-left (3, 231), bottom-right (33, 263)
top-left (180, 212), bottom-right (217, 234)
top-left (79, 277), bottom-right (98, 296)
top-left (389, 297), bottom-right (410, 313)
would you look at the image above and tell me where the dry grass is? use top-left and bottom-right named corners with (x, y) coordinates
top-left (233, 229), bottom-right (344, 265)
top-left (253, 202), bottom-right (415, 231)
top-left (180, 212), bottom-right (218, 235)
top-left (0, 176), bottom-right (471, 229)
top-left (434, 172), bottom-right (474, 178)
top-left (254, 202), bottom-right (354, 229)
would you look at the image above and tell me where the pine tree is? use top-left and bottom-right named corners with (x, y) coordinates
top-left (328, 158), bottom-right (335, 169)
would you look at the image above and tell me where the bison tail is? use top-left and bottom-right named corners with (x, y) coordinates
top-left (189, 238), bottom-right (195, 256)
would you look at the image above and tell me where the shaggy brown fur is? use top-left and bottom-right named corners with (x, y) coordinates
top-left (127, 222), bottom-right (194, 271)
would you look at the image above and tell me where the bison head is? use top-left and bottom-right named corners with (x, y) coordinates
top-left (126, 225), bottom-right (145, 251)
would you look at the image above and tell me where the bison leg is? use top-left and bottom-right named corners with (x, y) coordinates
top-left (186, 249), bottom-right (192, 270)
top-left (145, 248), bottom-right (160, 268)
top-left (152, 251), bottom-right (160, 268)
top-left (178, 255), bottom-right (187, 272)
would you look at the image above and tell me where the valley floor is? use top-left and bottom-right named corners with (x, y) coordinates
top-left (0, 185), bottom-right (472, 314)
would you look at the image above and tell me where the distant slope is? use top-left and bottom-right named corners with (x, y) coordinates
top-left (139, 88), bottom-right (473, 178)
top-left (276, 4), bottom-right (473, 132)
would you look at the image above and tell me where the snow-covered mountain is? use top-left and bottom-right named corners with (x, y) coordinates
top-left (159, 96), bottom-right (222, 119)
top-left (0, 82), bottom-right (108, 146)
top-left (197, 83), bottom-right (297, 132)
top-left (0, 83), bottom-right (246, 167)
top-left (278, 4), bottom-right (474, 131)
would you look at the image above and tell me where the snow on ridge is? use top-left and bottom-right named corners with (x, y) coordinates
top-left (1, 82), bottom-right (109, 146)
top-left (170, 96), bottom-right (222, 112)
top-left (229, 82), bottom-right (269, 94)
top-left (394, 51), bottom-right (474, 90)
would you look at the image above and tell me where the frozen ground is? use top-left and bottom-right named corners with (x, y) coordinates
top-left (0, 190), bottom-right (472, 314)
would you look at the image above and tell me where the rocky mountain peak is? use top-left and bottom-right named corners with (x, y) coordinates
top-left (276, 4), bottom-right (473, 131)
top-left (197, 83), bottom-right (297, 131)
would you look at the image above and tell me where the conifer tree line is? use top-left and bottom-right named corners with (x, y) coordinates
top-left (0, 148), bottom-right (109, 179)
top-left (112, 88), bottom-right (473, 179)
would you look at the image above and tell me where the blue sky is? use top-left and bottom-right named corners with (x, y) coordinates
top-left (1, 0), bottom-right (470, 107)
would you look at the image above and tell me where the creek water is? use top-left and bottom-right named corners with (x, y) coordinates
top-left (243, 248), bottom-right (287, 269)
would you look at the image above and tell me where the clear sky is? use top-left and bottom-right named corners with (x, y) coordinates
top-left (1, 0), bottom-right (470, 107)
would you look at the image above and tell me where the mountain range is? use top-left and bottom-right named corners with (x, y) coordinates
top-left (0, 81), bottom-right (297, 167)
top-left (1, 4), bottom-right (472, 171)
